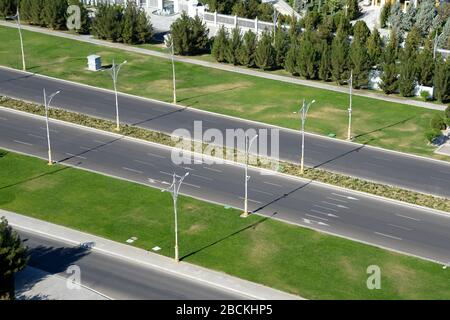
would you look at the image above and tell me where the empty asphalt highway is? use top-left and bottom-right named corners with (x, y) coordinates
top-left (0, 67), bottom-right (449, 198)
top-left (1, 108), bottom-right (450, 264)
top-left (16, 229), bottom-right (243, 300)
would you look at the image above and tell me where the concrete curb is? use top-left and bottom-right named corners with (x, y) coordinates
top-left (2, 209), bottom-right (302, 300)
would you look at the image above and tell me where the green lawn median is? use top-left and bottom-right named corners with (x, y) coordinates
top-left (0, 149), bottom-right (449, 299)
top-left (0, 26), bottom-right (448, 161)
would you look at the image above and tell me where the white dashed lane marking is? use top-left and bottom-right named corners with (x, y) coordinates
top-left (122, 167), bottom-right (143, 174)
top-left (374, 232), bottom-right (402, 241)
top-left (395, 213), bottom-right (421, 222)
top-left (13, 140), bottom-right (33, 146)
top-left (388, 224), bottom-right (413, 231)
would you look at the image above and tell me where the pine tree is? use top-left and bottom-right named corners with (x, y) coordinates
top-left (331, 29), bottom-right (349, 84)
top-left (273, 27), bottom-right (288, 69)
top-left (121, 2), bottom-right (138, 44)
top-left (297, 31), bottom-right (317, 79)
top-left (380, 2), bottom-right (391, 28)
top-left (398, 51), bottom-right (417, 97)
top-left (366, 28), bottom-right (382, 67)
top-left (284, 43), bottom-right (298, 75)
top-left (42, 0), bottom-right (68, 30)
top-left (388, 2), bottom-right (402, 32)
top-left (190, 15), bottom-right (209, 54)
top-left (350, 39), bottom-right (370, 89)
top-left (19, 0), bottom-right (32, 23)
top-left (0, 217), bottom-right (29, 300)
top-left (255, 31), bottom-right (275, 70)
top-left (402, 4), bottom-right (416, 32)
top-left (434, 56), bottom-right (450, 103)
top-left (346, 0), bottom-right (360, 20)
top-left (91, 4), bottom-right (123, 42)
top-left (0, 0), bottom-right (16, 19)
top-left (29, 0), bottom-right (44, 26)
top-left (439, 18), bottom-right (450, 50)
top-left (212, 26), bottom-right (228, 63)
top-left (226, 27), bottom-right (242, 65)
top-left (416, 38), bottom-right (434, 86)
top-left (318, 41), bottom-right (332, 81)
top-left (135, 9), bottom-right (153, 44)
top-left (380, 31), bottom-right (399, 94)
top-left (415, 0), bottom-right (436, 36)
top-left (352, 20), bottom-right (370, 43)
top-left (170, 12), bottom-right (209, 55)
top-left (238, 29), bottom-right (257, 67)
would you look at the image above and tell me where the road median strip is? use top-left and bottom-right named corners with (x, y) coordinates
top-left (1, 96), bottom-right (449, 214)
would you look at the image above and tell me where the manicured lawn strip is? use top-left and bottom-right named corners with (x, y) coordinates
top-left (0, 150), bottom-right (449, 299)
top-left (0, 26), bottom-right (447, 160)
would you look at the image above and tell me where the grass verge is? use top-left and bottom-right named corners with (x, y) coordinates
top-left (0, 25), bottom-right (448, 160)
top-left (2, 96), bottom-right (449, 213)
top-left (1, 149), bottom-right (449, 299)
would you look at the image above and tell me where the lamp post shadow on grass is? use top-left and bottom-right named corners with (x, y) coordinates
top-left (0, 165), bottom-right (71, 191)
top-left (353, 116), bottom-right (416, 140)
top-left (176, 86), bottom-right (243, 104)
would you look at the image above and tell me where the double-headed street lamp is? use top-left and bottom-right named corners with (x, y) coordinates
top-left (170, 36), bottom-right (177, 104)
top-left (161, 172), bottom-right (189, 263)
top-left (347, 70), bottom-right (353, 141)
top-left (241, 134), bottom-right (258, 218)
top-left (108, 59), bottom-right (127, 131)
top-left (43, 88), bottom-right (61, 166)
top-left (9, 8), bottom-right (26, 71)
top-left (299, 99), bottom-right (315, 175)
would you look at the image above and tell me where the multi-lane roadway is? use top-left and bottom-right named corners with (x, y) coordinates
top-left (0, 67), bottom-right (449, 198)
top-left (17, 229), bottom-right (244, 299)
top-left (1, 108), bottom-right (450, 264)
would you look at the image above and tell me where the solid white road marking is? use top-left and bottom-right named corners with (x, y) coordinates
top-left (13, 140), bottom-right (32, 146)
top-left (374, 232), bottom-right (402, 241)
top-left (395, 213), bottom-right (421, 221)
top-left (388, 224), bottom-right (413, 231)
top-left (122, 167), bottom-right (143, 174)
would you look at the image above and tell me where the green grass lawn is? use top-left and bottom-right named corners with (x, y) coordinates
top-left (0, 26), bottom-right (448, 160)
top-left (1, 149), bottom-right (449, 299)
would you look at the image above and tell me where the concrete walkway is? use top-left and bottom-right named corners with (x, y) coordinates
top-left (15, 266), bottom-right (109, 300)
top-left (2, 209), bottom-right (302, 300)
top-left (0, 21), bottom-right (447, 112)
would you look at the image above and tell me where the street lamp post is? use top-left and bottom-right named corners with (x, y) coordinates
top-left (171, 37), bottom-right (177, 104)
top-left (347, 70), bottom-right (353, 141)
top-left (241, 134), bottom-right (258, 218)
top-left (9, 8), bottom-right (26, 71)
top-left (161, 172), bottom-right (189, 263)
top-left (43, 88), bottom-right (61, 166)
top-left (299, 99), bottom-right (315, 174)
top-left (108, 59), bottom-right (127, 131)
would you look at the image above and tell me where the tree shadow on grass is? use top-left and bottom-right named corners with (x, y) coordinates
top-left (353, 116), bottom-right (416, 140)
top-left (0, 166), bottom-right (71, 191)
top-left (0, 150), bottom-right (8, 158)
top-left (181, 214), bottom-right (275, 261)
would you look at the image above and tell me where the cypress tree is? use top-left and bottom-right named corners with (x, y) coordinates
top-left (255, 31), bottom-right (275, 70)
top-left (380, 31), bottom-right (399, 94)
top-left (190, 15), bottom-right (209, 54)
top-left (331, 29), bottom-right (349, 84)
top-left (135, 8), bottom-right (153, 44)
top-left (352, 20), bottom-right (370, 43)
top-left (346, 0), bottom-right (360, 20)
top-left (416, 38), bottom-right (434, 87)
top-left (29, 0), bottom-right (44, 26)
top-left (19, 0), bottom-right (32, 23)
top-left (273, 27), bottom-right (289, 69)
top-left (238, 29), bottom-right (257, 67)
top-left (318, 41), bottom-right (332, 82)
top-left (434, 56), bottom-right (450, 103)
top-left (380, 2), bottom-right (391, 28)
top-left (121, 2), bottom-right (138, 44)
top-left (402, 4), bottom-right (416, 32)
top-left (212, 26), bottom-right (228, 63)
top-left (398, 52), bottom-right (417, 97)
top-left (438, 18), bottom-right (450, 49)
top-left (284, 43), bottom-right (298, 75)
top-left (350, 38), bottom-right (370, 89)
top-left (42, 0), bottom-right (68, 30)
top-left (366, 28), bottom-right (382, 67)
top-left (297, 31), bottom-right (318, 79)
top-left (226, 27), bottom-right (242, 65)
top-left (415, 0), bottom-right (436, 36)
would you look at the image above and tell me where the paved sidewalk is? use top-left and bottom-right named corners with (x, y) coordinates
top-left (15, 266), bottom-right (109, 300)
top-left (2, 209), bottom-right (302, 300)
top-left (0, 21), bottom-right (446, 112)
